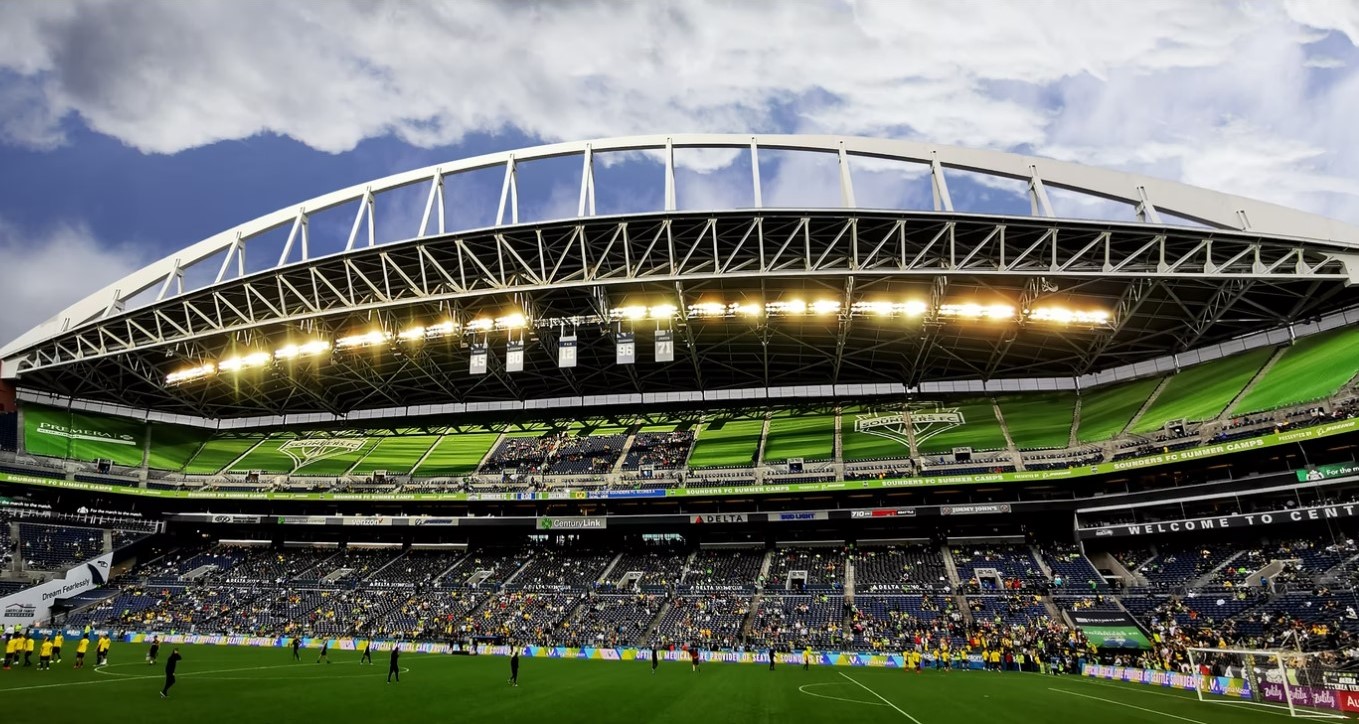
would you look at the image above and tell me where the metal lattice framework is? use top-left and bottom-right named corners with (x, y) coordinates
top-left (4, 134), bottom-right (1359, 418)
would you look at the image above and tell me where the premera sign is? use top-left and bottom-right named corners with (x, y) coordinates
top-left (3, 416), bottom-right (1358, 503)
top-left (23, 405), bottom-right (144, 467)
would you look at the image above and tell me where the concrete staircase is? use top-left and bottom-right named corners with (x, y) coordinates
top-left (1121, 376), bottom-right (1173, 437)
top-left (993, 400), bottom-right (1024, 470)
top-left (941, 544), bottom-right (963, 589)
top-left (1193, 550), bottom-right (1246, 588)
top-left (612, 432), bottom-right (639, 474)
top-left (1221, 346), bottom-right (1289, 418)
top-left (596, 552), bottom-right (625, 585)
top-left (1068, 396), bottom-right (1083, 449)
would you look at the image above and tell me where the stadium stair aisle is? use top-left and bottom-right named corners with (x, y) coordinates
top-left (1118, 376), bottom-right (1171, 437)
top-left (1220, 345), bottom-right (1288, 418)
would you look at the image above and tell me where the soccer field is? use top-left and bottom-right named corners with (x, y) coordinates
top-left (0, 645), bottom-right (1333, 724)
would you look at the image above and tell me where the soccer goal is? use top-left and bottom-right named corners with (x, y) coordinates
top-left (1186, 647), bottom-right (1348, 719)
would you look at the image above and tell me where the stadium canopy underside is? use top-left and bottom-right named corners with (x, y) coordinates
top-left (4, 134), bottom-right (1359, 419)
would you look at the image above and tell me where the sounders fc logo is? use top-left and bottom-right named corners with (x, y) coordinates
top-left (854, 404), bottom-right (965, 448)
top-left (279, 438), bottom-right (368, 472)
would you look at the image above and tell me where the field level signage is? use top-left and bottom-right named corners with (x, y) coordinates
top-left (692, 513), bottom-right (748, 524)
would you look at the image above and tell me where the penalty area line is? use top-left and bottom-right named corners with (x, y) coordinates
top-left (837, 672), bottom-right (926, 724)
top-left (1049, 687), bottom-right (1207, 724)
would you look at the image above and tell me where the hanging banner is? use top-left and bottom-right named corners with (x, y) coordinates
top-left (558, 335), bottom-right (577, 369)
top-left (655, 330), bottom-right (674, 363)
top-left (1, 552), bottom-right (113, 626)
top-left (469, 343), bottom-right (488, 375)
top-left (616, 332), bottom-right (635, 365)
top-left (506, 340), bottom-right (525, 373)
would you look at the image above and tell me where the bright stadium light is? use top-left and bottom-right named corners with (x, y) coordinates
top-left (166, 363), bottom-right (216, 384)
top-left (851, 301), bottom-right (894, 316)
top-left (335, 330), bottom-right (391, 349)
top-left (611, 305), bottom-right (648, 321)
top-left (902, 300), bottom-right (928, 317)
top-left (495, 312), bottom-right (527, 330)
top-left (397, 325), bottom-right (427, 341)
top-left (811, 299), bottom-right (841, 315)
top-left (275, 340), bottom-right (331, 359)
top-left (1030, 307), bottom-right (1110, 325)
top-left (649, 304), bottom-right (678, 319)
top-left (985, 304), bottom-right (1014, 320)
top-left (767, 299), bottom-right (807, 315)
top-left (733, 302), bottom-right (763, 317)
top-left (465, 318), bottom-right (494, 332)
top-left (217, 351), bottom-right (272, 372)
top-left (687, 302), bottom-right (726, 318)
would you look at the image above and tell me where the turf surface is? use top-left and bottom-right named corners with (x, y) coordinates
top-left (0, 644), bottom-right (1310, 724)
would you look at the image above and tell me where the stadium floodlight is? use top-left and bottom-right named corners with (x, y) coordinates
top-left (465, 318), bottom-right (494, 333)
top-left (902, 300), bottom-right (928, 316)
top-left (217, 351), bottom-right (272, 372)
top-left (397, 325), bottom-right (427, 341)
top-left (648, 304), bottom-right (678, 319)
top-left (686, 302), bottom-right (726, 318)
top-left (424, 320), bottom-right (458, 338)
top-left (610, 305), bottom-right (648, 321)
top-left (495, 312), bottom-right (527, 330)
top-left (335, 330), bottom-right (391, 349)
top-left (1029, 307), bottom-right (1110, 325)
top-left (274, 340), bottom-right (331, 359)
top-left (166, 363), bottom-right (216, 384)
top-left (939, 303), bottom-right (1013, 320)
top-left (851, 301), bottom-right (894, 316)
top-left (732, 302), bottom-right (763, 317)
top-left (766, 299), bottom-right (807, 315)
top-left (811, 299), bottom-right (841, 315)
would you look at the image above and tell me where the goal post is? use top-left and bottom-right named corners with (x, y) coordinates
top-left (1186, 647), bottom-right (1348, 719)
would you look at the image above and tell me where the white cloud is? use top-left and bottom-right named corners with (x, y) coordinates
top-left (0, 217), bottom-right (148, 344)
top-left (0, 0), bottom-right (1357, 225)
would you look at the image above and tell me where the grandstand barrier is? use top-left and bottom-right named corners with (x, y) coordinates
top-left (3, 415), bottom-right (1358, 501)
top-left (37, 630), bottom-right (993, 669)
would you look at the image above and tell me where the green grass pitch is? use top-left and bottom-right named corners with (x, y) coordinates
top-left (0, 644), bottom-right (1302, 724)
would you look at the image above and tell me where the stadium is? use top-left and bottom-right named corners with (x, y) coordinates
top-left (2, 134), bottom-right (1359, 722)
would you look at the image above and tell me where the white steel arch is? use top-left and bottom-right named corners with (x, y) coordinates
top-left (5, 133), bottom-right (1359, 359)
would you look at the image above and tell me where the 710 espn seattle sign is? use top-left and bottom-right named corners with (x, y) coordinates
top-left (1079, 502), bottom-right (1359, 539)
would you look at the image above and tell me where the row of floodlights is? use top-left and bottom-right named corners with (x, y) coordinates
top-left (165, 301), bottom-right (1109, 384)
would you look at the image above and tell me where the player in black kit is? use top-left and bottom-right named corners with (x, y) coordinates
top-left (292, 637), bottom-right (301, 661)
top-left (387, 643), bottom-right (400, 683)
top-left (160, 649), bottom-right (181, 698)
top-left (509, 646), bottom-right (520, 686)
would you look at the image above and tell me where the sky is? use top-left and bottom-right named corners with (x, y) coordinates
top-left (1, 0), bottom-right (1359, 345)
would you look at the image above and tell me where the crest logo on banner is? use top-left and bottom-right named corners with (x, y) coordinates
top-left (280, 438), bottom-right (367, 472)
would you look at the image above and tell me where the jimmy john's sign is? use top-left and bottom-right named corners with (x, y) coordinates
top-left (1079, 502), bottom-right (1359, 539)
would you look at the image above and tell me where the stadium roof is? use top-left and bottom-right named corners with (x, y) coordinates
top-left (5, 134), bottom-right (1359, 420)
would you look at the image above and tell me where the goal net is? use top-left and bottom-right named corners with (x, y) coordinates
top-left (1186, 647), bottom-right (1348, 719)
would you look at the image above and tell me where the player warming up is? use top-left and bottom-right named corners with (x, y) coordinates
top-left (689, 645), bottom-right (700, 673)
top-left (147, 636), bottom-right (161, 665)
top-left (316, 638), bottom-right (330, 664)
top-left (39, 636), bottom-right (52, 670)
top-left (651, 646), bottom-right (658, 674)
top-left (292, 637), bottom-right (301, 661)
top-left (74, 636), bottom-right (89, 668)
top-left (160, 649), bottom-right (181, 699)
top-left (53, 632), bottom-right (63, 663)
top-left (387, 643), bottom-right (400, 683)
top-left (360, 639), bottom-right (373, 665)
top-left (508, 646), bottom-right (520, 687)
top-left (804, 646), bottom-right (812, 671)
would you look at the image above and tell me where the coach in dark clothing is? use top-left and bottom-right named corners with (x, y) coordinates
top-left (160, 649), bottom-right (182, 698)
top-left (387, 644), bottom-right (400, 683)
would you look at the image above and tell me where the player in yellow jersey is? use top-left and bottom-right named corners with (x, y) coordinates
top-left (3, 633), bottom-right (16, 669)
top-left (39, 637), bottom-right (53, 670)
top-left (803, 646), bottom-right (812, 671)
top-left (75, 636), bottom-right (89, 668)
top-left (52, 632), bottom-right (64, 663)
top-left (909, 649), bottom-right (922, 674)
top-left (24, 634), bottom-right (35, 667)
top-left (96, 635), bottom-right (110, 666)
